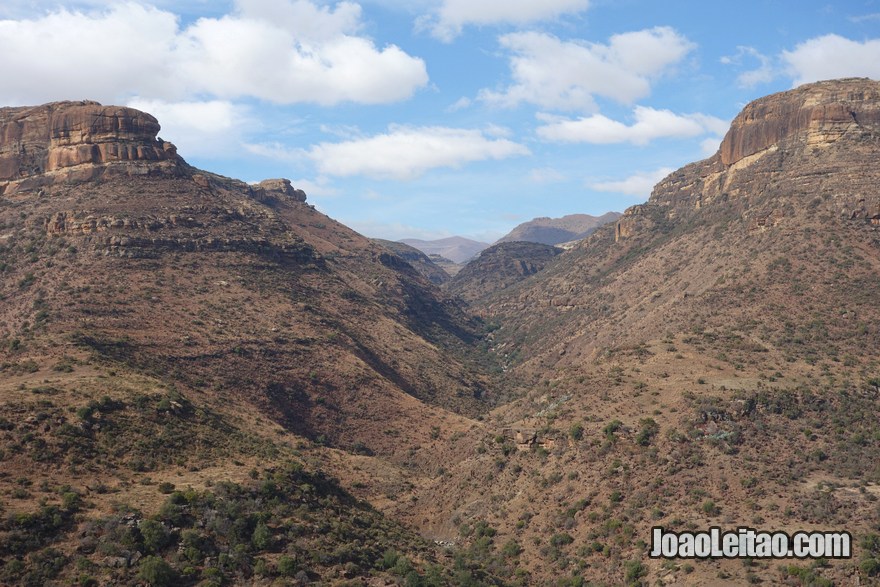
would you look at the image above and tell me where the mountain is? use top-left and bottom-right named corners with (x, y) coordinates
top-left (495, 211), bottom-right (622, 246)
top-left (371, 238), bottom-right (451, 285)
top-left (446, 241), bottom-right (562, 305)
top-left (399, 236), bottom-right (489, 264)
top-left (400, 79), bottom-right (880, 585)
top-left (6, 80), bottom-right (880, 587)
top-left (0, 101), bottom-right (507, 585)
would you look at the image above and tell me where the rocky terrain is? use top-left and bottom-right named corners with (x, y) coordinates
top-left (446, 242), bottom-right (562, 305)
top-left (0, 101), bottom-right (507, 585)
top-left (402, 78), bottom-right (880, 585)
top-left (371, 239), bottom-right (451, 285)
top-left (496, 212), bottom-right (621, 246)
top-left (3, 79), bottom-right (880, 587)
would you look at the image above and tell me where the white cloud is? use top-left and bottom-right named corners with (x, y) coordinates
top-left (528, 167), bottom-right (565, 183)
top-left (847, 13), bottom-right (880, 24)
top-left (0, 4), bottom-right (180, 105)
top-left (305, 125), bottom-right (530, 180)
top-left (478, 27), bottom-right (694, 111)
top-left (0, 0), bottom-right (428, 106)
top-left (126, 98), bottom-right (250, 157)
top-left (289, 176), bottom-right (340, 198)
top-left (243, 142), bottom-right (301, 161)
top-left (422, 0), bottom-right (590, 42)
top-left (721, 46), bottom-right (775, 87)
top-left (536, 106), bottom-right (727, 145)
top-left (700, 136), bottom-right (722, 156)
top-left (343, 219), bottom-right (453, 241)
top-left (447, 97), bottom-right (472, 111)
top-left (590, 167), bottom-right (674, 197)
top-left (782, 34), bottom-right (880, 86)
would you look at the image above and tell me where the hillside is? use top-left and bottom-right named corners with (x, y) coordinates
top-left (0, 101), bottom-right (507, 585)
top-left (371, 238), bottom-right (451, 285)
top-left (4, 80), bottom-right (880, 587)
top-left (399, 79), bottom-right (880, 585)
top-left (496, 212), bottom-right (622, 246)
top-left (446, 241), bottom-right (562, 305)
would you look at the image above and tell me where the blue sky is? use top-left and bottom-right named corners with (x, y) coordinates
top-left (1, 1), bottom-right (879, 242)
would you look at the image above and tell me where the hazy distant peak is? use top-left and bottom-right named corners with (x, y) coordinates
top-left (496, 211), bottom-right (622, 246)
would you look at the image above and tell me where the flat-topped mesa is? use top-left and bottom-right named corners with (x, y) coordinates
top-left (615, 78), bottom-right (880, 241)
top-left (719, 77), bottom-right (880, 166)
top-left (0, 100), bottom-right (182, 194)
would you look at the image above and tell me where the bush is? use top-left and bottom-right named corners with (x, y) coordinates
top-left (550, 533), bottom-right (574, 548)
top-left (636, 418), bottom-right (659, 446)
top-left (569, 423), bottom-right (584, 441)
top-left (251, 521), bottom-right (272, 550)
top-left (139, 520), bottom-right (170, 553)
top-left (380, 548), bottom-right (400, 570)
top-left (603, 420), bottom-right (623, 439)
top-left (501, 539), bottom-right (522, 558)
top-left (624, 559), bottom-right (647, 583)
top-left (137, 556), bottom-right (176, 587)
top-left (277, 555), bottom-right (298, 577)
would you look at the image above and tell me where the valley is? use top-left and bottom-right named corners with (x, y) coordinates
top-left (1, 79), bottom-right (880, 587)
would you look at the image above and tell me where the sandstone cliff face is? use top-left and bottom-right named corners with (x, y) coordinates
top-left (615, 78), bottom-right (880, 240)
top-left (719, 79), bottom-right (880, 165)
top-left (0, 101), bottom-right (180, 194)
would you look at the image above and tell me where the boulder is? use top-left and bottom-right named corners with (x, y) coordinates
top-left (253, 178), bottom-right (307, 202)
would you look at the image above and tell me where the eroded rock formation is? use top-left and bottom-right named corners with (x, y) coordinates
top-left (615, 78), bottom-right (880, 240)
top-left (0, 100), bottom-right (180, 194)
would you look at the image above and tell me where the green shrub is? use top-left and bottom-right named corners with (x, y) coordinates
top-left (550, 533), bottom-right (574, 548)
top-left (137, 556), bottom-right (176, 587)
top-left (277, 555), bottom-right (298, 577)
top-left (139, 520), bottom-right (170, 553)
top-left (603, 420), bottom-right (623, 439)
top-left (251, 521), bottom-right (272, 550)
top-left (636, 418), bottom-right (659, 446)
top-left (624, 559), bottom-right (647, 583)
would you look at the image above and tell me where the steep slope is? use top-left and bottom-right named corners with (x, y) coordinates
top-left (371, 238), bottom-right (451, 285)
top-left (446, 241), bottom-right (562, 305)
top-left (0, 101), bottom-right (506, 585)
top-left (496, 211), bottom-right (621, 246)
top-left (400, 236), bottom-right (489, 264)
top-left (427, 253), bottom-right (464, 277)
top-left (402, 79), bottom-right (880, 586)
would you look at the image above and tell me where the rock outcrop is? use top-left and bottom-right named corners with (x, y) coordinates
top-left (0, 100), bottom-right (181, 195)
top-left (719, 79), bottom-right (880, 165)
top-left (251, 178), bottom-right (307, 203)
top-left (615, 78), bottom-right (880, 240)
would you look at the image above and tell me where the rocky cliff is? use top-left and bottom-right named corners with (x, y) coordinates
top-left (615, 78), bottom-right (880, 240)
top-left (0, 101), bottom-right (186, 195)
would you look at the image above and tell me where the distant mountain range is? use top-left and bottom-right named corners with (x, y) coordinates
top-left (399, 213), bottom-right (620, 267)
top-left (399, 236), bottom-right (489, 264)
top-left (495, 211), bottom-right (622, 246)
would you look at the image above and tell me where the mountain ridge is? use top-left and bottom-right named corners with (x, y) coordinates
top-left (399, 236), bottom-right (489, 264)
top-left (496, 211), bottom-right (622, 246)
